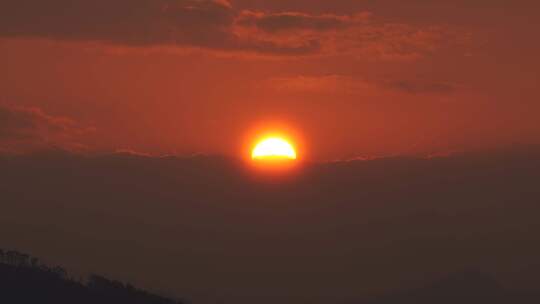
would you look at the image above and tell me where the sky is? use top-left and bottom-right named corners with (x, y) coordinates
top-left (1, 0), bottom-right (539, 160)
top-left (1, 3), bottom-right (540, 303)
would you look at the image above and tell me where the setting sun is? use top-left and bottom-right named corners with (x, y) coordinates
top-left (252, 137), bottom-right (297, 160)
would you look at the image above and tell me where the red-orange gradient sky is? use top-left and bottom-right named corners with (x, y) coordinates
top-left (1, 0), bottom-right (539, 160)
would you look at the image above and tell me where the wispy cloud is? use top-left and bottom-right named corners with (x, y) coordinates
top-left (0, 104), bottom-right (95, 153)
top-left (0, 0), bottom-right (465, 58)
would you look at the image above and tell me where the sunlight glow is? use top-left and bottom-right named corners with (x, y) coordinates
top-left (252, 137), bottom-right (297, 160)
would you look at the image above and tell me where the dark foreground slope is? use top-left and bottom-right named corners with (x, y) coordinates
top-left (0, 250), bottom-right (182, 304)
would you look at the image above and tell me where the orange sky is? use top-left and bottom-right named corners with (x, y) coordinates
top-left (1, 0), bottom-right (539, 160)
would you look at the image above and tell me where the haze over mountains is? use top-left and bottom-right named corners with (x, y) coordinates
top-left (1, 148), bottom-right (539, 304)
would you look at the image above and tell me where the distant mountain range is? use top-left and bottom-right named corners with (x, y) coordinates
top-left (365, 271), bottom-right (540, 304)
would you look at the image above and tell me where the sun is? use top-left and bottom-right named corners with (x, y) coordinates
top-left (252, 137), bottom-right (297, 160)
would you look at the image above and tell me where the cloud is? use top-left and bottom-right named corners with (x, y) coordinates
top-left (0, 0), bottom-right (319, 55)
top-left (0, 104), bottom-right (94, 153)
top-left (387, 80), bottom-right (457, 94)
top-left (0, 0), bottom-right (234, 46)
top-left (261, 75), bottom-right (458, 95)
top-left (236, 14), bottom-right (462, 60)
top-left (262, 75), bottom-right (354, 92)
top-left (237, 11), bottom-right (370, 32)
top-left (0, 0), bottom-right (463, 58)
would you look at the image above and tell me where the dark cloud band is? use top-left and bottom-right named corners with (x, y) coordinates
top-left (0, 0), bottom-right (321, 55)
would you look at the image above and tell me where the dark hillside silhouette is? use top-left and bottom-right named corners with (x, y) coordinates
top-left (0, 249), bottom-right (183, 304)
